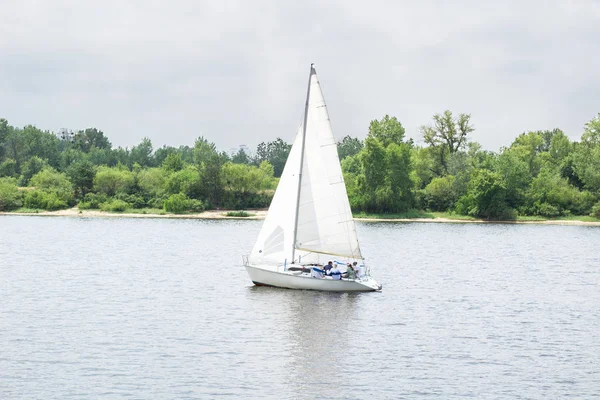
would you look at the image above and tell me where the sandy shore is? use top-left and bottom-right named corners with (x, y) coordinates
top-left (1, 208), bottom-right (599, 226)
top-left (0, 208), bottom-right (267, 220)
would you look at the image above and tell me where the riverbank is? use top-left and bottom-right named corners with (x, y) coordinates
top-left (2, 207), bottom-right (600, 226)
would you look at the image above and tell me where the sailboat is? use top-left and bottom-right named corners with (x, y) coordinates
top-left (244, 64), bottom-right (382, 292)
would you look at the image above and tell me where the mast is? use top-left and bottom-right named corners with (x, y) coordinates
top-left (291, 63), bottom-right (314, 263)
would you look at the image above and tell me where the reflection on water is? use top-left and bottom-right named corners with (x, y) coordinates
top-left (1, 216), bottom-right (599, 399)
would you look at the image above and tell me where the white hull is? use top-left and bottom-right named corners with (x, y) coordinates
top-left (245, 264), bottom-right (382, 292)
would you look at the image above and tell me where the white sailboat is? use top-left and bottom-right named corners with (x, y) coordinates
top-left (244, 64), bottom-right (382, 292)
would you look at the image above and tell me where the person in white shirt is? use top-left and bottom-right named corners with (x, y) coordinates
top-left (330, 264), bottom-right (341, 280)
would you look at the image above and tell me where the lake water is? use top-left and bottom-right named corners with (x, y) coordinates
top-left (1, 215), bottom-right (599, 399)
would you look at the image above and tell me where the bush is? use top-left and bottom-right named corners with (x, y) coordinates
top-left (147, 195), bottom-right (168, 209)
top-left (455, 170), bottom-right (514, 220)
top-left (226, 211), bottom-right (251, 217)
top-left (81, 193), bottom-right (108, 209)
top-left (162, 193), bottom-right (205, 213)
top-left (115, 193), bottom-right (146, 209)
top-left (100, 199), bottom-right (130, 212)
top-left (29, 168), bottom-right (75, 205)
top-left (24, 190), bottom-right (68, 211)
top-left (164, 166), bottom-right (202, 197)
top-left (424, 175), bottom-right (456, 211)
top-left (163, 193), bottom-right (188, 213)
top-left (533, 202), bottom-right (561, 218)
top-left (77, 201), bottom-right (93, 210)
top-left (591, 202), bottom-right (600, 218)
top-left (0, 178), bottom-right (23, 211)
top-left (93, 166), bottom-right (134, 196)
top-left (187, 199), bottom-right (205, 212)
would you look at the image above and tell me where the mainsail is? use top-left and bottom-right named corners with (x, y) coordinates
top-left (249, 66), bottom-right (362, 265)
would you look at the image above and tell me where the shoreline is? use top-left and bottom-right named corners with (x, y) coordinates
top-left (1, 208), bottom-right (600, 226)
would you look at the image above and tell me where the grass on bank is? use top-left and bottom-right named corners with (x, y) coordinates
top-left (516, 214), bottom-right (600, 222)
top-left (352, 210), bottom-right (478, 220)
top-left (352, 210), bottom-right (600, 223)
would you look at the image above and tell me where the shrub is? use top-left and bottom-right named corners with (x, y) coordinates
top-left (24, 190), bottom-right (68, 211)
top-left (424, 175), bottom-right (456, 211)
top-left (81, 193), bottom-right (108, 209)
top-left (137, 167), bottom-right (166, 197)
top-left (93, 166), bottom-right (134, 196)
top-left (187, 198), bottom-right (205, 212)
top-left (591, 202), bottom-right (600, 218)
top-left (226, 211), bottom-right (251, 217)
top-left (115, 193), bottom-right (146, 209)
top-left (164, 166), bottom-right (202, 197)
top-left (162, 193), bottom-right (204, 213)
top-left (100, 199), bottom-right (130, 212)
top-left (147, 195), bottom-right (168, 209)
top-left (29, 168), bottom-right (75, 206)
top-left (455, 169), bottom-right (514, 220)
top-left (77, 201), bottom-right (93, 210)
top-left (0, 178), bottom-right (23, 211)
top-left (163, 193), bottom-right (188, 213)
top-left (533, 202), bottom-right (561, 218)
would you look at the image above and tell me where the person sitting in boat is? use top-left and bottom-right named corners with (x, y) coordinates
top-left (323, 261), bottom-right (333, 275)
top-left (330, 264), bottom-right (342, 280)
top-left (353, 261), bottom-right (363, 277)
top-left (343, 263), bottom-right (356, 280)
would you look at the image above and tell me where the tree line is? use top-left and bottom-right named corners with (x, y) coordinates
top-left (1, 112), bottom-right (600, 219)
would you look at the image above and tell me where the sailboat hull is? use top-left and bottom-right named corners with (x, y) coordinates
top-left (245, 265), bottom-right (382, 292)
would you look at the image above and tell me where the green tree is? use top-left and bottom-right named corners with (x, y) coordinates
top-left (3, 126), bottom-right (25, 172)
top-left (0, 177), bottom-right (22, 211)
top-left (194, 137), bottom-right (225, 205)
top-left (357, 136), bottom-right (388, 211)
top-left (386, 142), bottom-right (414, 211)
top-left (93, 166), bottom-right (134, 196)
top-left (162, 153), bottom-right (184, 172)
top-left (164, 166), bottom-right (203, 198)
top-left (130, 137), bottom-right (154, 167)
top-left (420, 110), bottom-right (474, 174)
top-left (572, 114), bottom-right (600, 193)
top-left (0, 118), bottom-right (9, 161)
top-left (368, 115), bottom-right (405, 147)
top-left (581, 113), bottom-right (600, 145)
top-left (21, 125), bottom-right (61, 168)
top-left (494, 148), bottom-right (532, 210)
top-left (29, 168), bottom-right (75, 206)
top-left (253, 138), bottom-right (291, 177)
top-left (526, 167), bottom-right (588, 216)
top-left (20, 156), bottom-right (49, 186)
top-left (73, 128), bottom-right (112, 152)
top-left (232, 148), bottom-right (250, 164)
top-left (455, 169), bottom-right (513, 219)
top-left (0, 159), bottom-right (18, 178)
top-left (424, 175), bottom-right (457, 211)
top-left (337, 135), bottom-right (363, 160)
top-left (137, 167), bottom-right (167, 197)
top-left (67, 160), bottom-right (97, 197)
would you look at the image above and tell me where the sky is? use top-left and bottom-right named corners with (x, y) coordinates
top-left (1, 0), bottom-right (600, 154)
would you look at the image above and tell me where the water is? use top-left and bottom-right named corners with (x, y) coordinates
top-left (1, 216), bottom-right (599, 399)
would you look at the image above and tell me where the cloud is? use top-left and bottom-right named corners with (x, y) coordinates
top-left (1, 0), bottom-right (599, 153)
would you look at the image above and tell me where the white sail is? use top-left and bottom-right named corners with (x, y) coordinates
top-left (249, 125), bottom-right (303, 265)
top-left (294, 68), bottom-right (362, 260)
top-left (249, 66), bottom-right (362, 266)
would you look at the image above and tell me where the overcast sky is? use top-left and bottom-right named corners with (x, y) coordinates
top-left (1, 0), bottom-right (599, 153)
